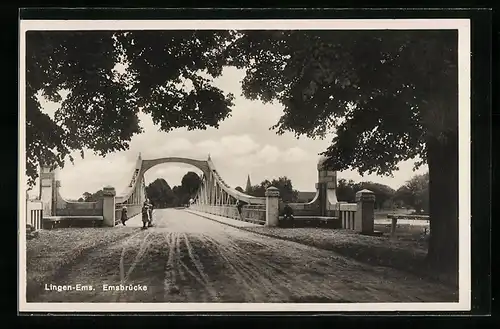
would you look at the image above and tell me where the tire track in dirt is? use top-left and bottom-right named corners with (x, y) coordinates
top-left (116, 231), bottom-right (153, 302)
top-left (160, 231), bottom-right (212, 302)
top-left (205, 234), bottom-right (297, 301)
top-left (163, 231), bottom-right (178, 298)
top-left (163, 231), bottom-right (193, 300)
top-left (201, 233), bottom-right (348, 302)
top-left (199, 235), bottom-right (266, 302)
top-left (226, 236), bottom-right (393, 302)
top-left (122, 231), bottom-right (152, 283)
top-left (119, 230), bottom-right (146, 285)
top-left (181, 232), bottom-right (219, 300)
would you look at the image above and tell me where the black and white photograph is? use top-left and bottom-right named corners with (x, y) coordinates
top-left (19, 18), bottom-right (471, 312)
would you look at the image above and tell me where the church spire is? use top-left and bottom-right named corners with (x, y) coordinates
top-left (245, 174), bottom-right (252, 193)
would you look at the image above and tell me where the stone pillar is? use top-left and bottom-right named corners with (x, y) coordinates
top-left (265, 186), bottom-right (280, 227)
top-left (355, 189), bottom-right (375, 234)
top-left (102, 186), bottom-right (116, 227)
top-left (39, 166), bottom-right (56, 216)
top-left (317, 156), bottom-right (338, 216)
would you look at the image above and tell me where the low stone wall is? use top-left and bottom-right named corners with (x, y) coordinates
top-left (190, 204), bottom-right (266, 225)
top-left (285, 201), bottom-right (321, 216)
top-left (278, 216), bottom-right (342, 228)
top-left (55, 200), bottom-right (103, 216)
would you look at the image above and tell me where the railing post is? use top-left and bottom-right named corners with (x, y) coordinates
top-left (102, 186), bottom-right (116, 227)
top-left (390, 216), bottom-right (398, 237)
top-left (355, 189), bottom-right (375, 234)
top-left (265, 186), bottom-right (280, 227)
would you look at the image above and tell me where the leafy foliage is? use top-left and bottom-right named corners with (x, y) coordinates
top-left (246, 176), bottom-right (299, 203)
top-left (26, 31), bottom-right (235, 186)
top-left (145, 172), bottom-right (201, 208)
top-left (80, 190), bottom-right (104, 202)
top-left (180, 171), bottom-right (202, 196)
top-left (337, 179), bottom-right (396, 209)
top-left (394, 173), bottom-right (429, 214)
top-left (229, 30), bottom-right (458, 271)
top-left (145, 178), bottom-right (176, 208)
top-left (226, 30), bottom-right (457, 175)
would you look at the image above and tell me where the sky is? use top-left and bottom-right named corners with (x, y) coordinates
top-left (26, 67), bottom-right (427, 200)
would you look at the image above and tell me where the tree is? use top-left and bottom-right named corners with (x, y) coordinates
top-left (246, 176), bottom-right (299, 203)
top-left (26, 30), bottom-right (235, 186)
top-left (357, 182), bottom-right (396, 210)
top-left (394, 173), bottom-right (429, 214)
top-left (336, 178), bottom-right (356, 202)
top-left (235, 186), bottom-right (244, 193)
top-left (82, 192), bottom-right (93, 202)
top-left (228, 30), bottom-right (458, 272)
top-left (81, 190), bottom-right (103, 202)
top-left (172, 185), bottom-right (190, 206)
top-left (181, 171), bottom-right (202, 196)
top-left (336, 179), bottom-right (395, 209)
top-left (146, 178), bottom-right (176, 208)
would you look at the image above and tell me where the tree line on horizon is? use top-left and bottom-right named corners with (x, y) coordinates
top-left (236, 172), bottom-right (429, 213)
top-left (78, 171), bottom-right (201, 208)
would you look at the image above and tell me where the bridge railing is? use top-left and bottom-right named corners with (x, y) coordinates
top-left (115, 203), bottom-right (142, 225)
top-left (26, 199), bottom-right (43, 231)
top-left (337, 203), bottom-right (357, 230)
top-left (190, 204), bottom-right (266, 225)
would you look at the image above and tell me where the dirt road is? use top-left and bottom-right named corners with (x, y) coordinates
top-left (30, 209), bottom-right (456, 303)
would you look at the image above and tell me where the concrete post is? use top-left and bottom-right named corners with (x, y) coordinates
top-left (316, 156), bottom-right (338, 217)
top-left (102, 186), bottom-right (116, 227)
top-left (390, 217), bottom-right (398, 237)
top-left (355, 189), bottom-right (375, 234)
top-left (265, 186), bottom-right (280, 227)
top-left (39, 166), bottom-right (56, 216)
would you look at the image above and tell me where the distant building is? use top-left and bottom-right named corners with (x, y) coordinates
top-left (297, 191), bottom-right (316, 203)
top-left (245, 174), bottom-right (252, 193)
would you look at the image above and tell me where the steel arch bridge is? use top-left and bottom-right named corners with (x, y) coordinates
top-left (115, 154), bottom-right (267, 222)
top-left (38, 153), bottom-right (369, 230)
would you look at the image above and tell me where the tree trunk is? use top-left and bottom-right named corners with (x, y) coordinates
top-left (426, 132), bottom-right (459, 275)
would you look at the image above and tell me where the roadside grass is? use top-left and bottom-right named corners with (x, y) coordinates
top-left (243, 224), bottom-right (457, 288)
top-left (25, 227), bottom-right (137, 301)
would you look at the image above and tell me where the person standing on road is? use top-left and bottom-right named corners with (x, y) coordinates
top-left (236, 199), bottom-right (246, 220)
top-left (148, 202), bottom-right (154, 227)
top-left (141, 201), bottom-right (150, 229)
top-left (121, 205), bottom-right (128, 226)
top-left (283, 203), bottom-right (295, 227)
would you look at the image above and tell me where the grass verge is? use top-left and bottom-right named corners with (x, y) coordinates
top-left (25, 227), bottom-right (137, 301)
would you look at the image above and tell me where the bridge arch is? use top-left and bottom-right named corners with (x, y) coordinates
top-left (116, 154), bottom-right (266, 210)
top-left (140, 157), bottom-right (210, 178)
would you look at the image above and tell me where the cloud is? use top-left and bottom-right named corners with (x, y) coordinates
top-left (57, 153), bottom-right (134, 199)
top-left (220, 135), bottom-right (260, 155)
top-left (256, 145), bottom-right (281, 164)
top-left (282, 147), bottom-right (309, 163)
top-left (195, 134), bottom-right (260, 159)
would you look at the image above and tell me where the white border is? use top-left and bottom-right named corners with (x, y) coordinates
top-left (18, 19), bottom-right (471, 313)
